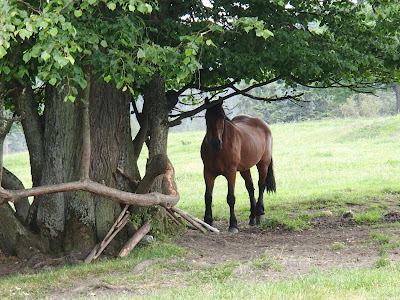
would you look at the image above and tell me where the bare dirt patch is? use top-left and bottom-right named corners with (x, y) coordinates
top-left (175, 214), bottom-right (400, 280)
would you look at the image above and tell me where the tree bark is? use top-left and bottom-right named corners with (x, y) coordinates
top-left (2, 167), bottom-right (30, 224)
top-left (0, 168), bottom-right (48, 258)
top-left (393, 82), bottom-right (400, 115)
top-left (144, 73), bottom-right (170, 192)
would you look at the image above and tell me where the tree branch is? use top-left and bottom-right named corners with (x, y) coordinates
top-left (0, 179), bottom-right (179, 208)
top-left (80, 76), bottom-right (91, 180)
top-left (57, 0), bottom-right (74, 14)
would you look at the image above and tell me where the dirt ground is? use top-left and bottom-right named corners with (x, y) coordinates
top-left (1, 212), bottom-right (400, 298)
top-left (175, 214), bottom-right (400, 280)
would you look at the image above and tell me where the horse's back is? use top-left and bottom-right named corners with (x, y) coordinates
top-left (232, 115), bottom-right (272, 140)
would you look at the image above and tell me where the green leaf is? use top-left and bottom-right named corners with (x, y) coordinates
top-left (137, 3), bottom-right (152, 13)
top-left (183, 57), bottom-right (191, 65)
top-left (205, 39), bottom-right (215, 47)
top-left (74, 10), bottom-right (83, 17)
top-left (26, 22), bottom-right (33, 32)
top-left (0, 46), bottom-right (7, 58)
top-left (104, 75), bottom-right (112, 82)
top-left (107, 2), bottom-right (117, 11)
top-left (68, 95), bottom-right (76, 102)
top-left (128, 5), bottom-right (135, 12)
top-left (88, 0), bottom-right (96, 4)
top-left (244, 26), bottom-right (253, 33)
top-left (185, 48), bottom-right (192, 56)
top-left (100, 40), bottom-right (108, 47)
top-left (2, 66), bottom-right (11, 75)
top-left (137, 48), bottom-right (146, 58)
top-left (49, 27), bottom-right (58, 37)
top-left (49, 77), bottom-right (57, 86)
top-left (19, 29), bottom-right (32, 40)
top-left (41, 51), bottom-right (51, 61)
top-left (23, 52), bottom-right (31, 63)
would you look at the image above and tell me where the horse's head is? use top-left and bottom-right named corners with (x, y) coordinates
top-left (205, 102), bottom-right (226, 150)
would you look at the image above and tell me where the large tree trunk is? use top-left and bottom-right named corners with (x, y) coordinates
top-left (0, 73), bottom-right (175, 257)
top-left (25, 77), bottom-right (138, 254)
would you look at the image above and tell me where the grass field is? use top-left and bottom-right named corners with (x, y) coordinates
top-left (166, 115), bottom-right (400, 226)
top-left (2, 115), bottom-right (400, 299)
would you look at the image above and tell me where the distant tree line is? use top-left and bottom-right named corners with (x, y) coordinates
top-left (235, 85), bottom-right (398, 124)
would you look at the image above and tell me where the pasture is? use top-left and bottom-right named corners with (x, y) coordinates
top-left (1, 115), bottom-right (400, 299)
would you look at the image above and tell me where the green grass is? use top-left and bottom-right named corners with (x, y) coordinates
top-left (2, 115), bottom-right (400, 299)
top-left (166, 115), bottom-right (400, 226)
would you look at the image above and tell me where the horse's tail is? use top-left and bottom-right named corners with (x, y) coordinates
top-left (266, 158), bottom-right (276, 193)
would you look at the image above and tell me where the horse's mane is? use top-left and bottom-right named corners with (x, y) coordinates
top-left (206, 103), bottom-right (231, 122)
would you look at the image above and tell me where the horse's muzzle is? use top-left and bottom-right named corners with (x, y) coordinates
top-left (210, 138), bottom-right (222, 150)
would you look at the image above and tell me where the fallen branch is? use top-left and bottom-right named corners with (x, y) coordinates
top-left (171, 206), bottom-right (220, 233)
top-left (164, 208), bottom-right (183, 226)
top-left (118, 220), bottom-right (151, 258)
top-left (93, 213), bottom-right (131, 260)
top-left (170, 207), bottom-right (207, 234)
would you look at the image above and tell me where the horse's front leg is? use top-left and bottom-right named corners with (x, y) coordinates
top-left (226, 171), bottom-right (238, 233)
top-left (204, 170), bottom-right (216, 226)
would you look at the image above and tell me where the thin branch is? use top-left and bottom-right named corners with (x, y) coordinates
top-left (80, 76), bottom-right (91, 180)
top-left (168, 75), bottom-right (289, 127)
top-left (15, 0), bottom-right (42, 14)
top-left (230, 85), bottom-right (306, 102)
top-left (57, 0), bottom-right (74, 14)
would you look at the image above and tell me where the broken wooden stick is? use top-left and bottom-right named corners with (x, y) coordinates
top-left (164, 208), bottom-right (183, 226)
top-left (93, 213), bottom-right (131, 260)
top-left (169, 207), bottom-right (207, 234)
top-left (171, 207), bottom-right (220, 233)
top-left (119, 220), bottom-right (151, 258)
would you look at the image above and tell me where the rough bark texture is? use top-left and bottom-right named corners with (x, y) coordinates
top-left (35, 86), bottom-right (82, 251)
top-left (0, 169), bottom-right (47, 258)
top-left (144, 73), bottom-right (170, 192)
top-left (2, 167), bottom-right (30, 224)
top-left (394, 82), bottom-right (400, 115)
top-left (18, 77), bottom-right (138, 254)
top-left (64, 78), bottom-right (136, 253)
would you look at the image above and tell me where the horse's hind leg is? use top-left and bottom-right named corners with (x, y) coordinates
top-left (256, 163), bottom-right (268, 224)
top-left (240, 170), bottom-right (256, 225)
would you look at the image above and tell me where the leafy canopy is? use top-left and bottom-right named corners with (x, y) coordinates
top-left (0, 0), bottom-right (272, 101)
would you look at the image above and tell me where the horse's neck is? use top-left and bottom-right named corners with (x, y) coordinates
top-left (223, 118), bottom-right (236, 140)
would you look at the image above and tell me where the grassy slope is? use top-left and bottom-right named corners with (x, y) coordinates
top-left (167, 115), bottom-right (400, 224)
top-left (2, 115), bottom-right (400, 299)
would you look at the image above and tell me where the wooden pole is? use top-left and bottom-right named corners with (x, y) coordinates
top-left (118, 220), bottom-right (151, 258)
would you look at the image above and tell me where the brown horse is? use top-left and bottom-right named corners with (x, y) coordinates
top-left (201, 102), bottom-right (276, 232)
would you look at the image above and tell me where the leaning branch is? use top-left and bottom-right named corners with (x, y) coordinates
top-left (0, 179), bottom-right (179, 208)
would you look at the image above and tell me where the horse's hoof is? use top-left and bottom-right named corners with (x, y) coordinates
top-left (228, 227), bottom-right (239, 233)
top-left (249, 218), bottom-right (256, 226)
top-left (256, 215), bottom-right (265, 225)
top-left (204, 218), bottom-right (213, 226)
